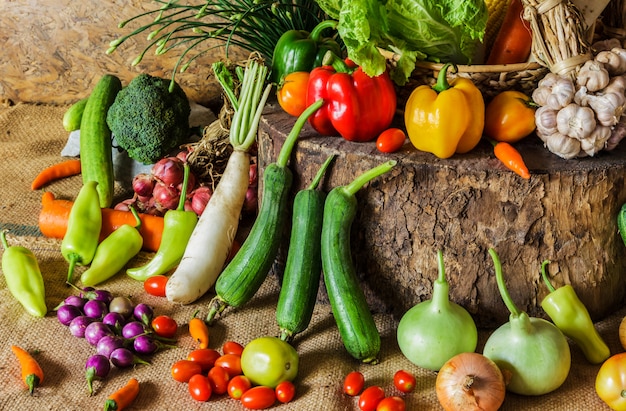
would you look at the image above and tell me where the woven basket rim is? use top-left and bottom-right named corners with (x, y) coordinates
top-left (415, 60), bottom-right (545, 73)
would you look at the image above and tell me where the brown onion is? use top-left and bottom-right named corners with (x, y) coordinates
top-left (436, 352), bottom-right (506, 411)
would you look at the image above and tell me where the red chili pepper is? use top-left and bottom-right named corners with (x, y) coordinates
top-left (490, 139), bottom-right (530, 179)
top-left (306, 52), bottom-right (397, 142)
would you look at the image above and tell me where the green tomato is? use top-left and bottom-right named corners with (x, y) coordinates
top-left (240, 336), bottom-right (299, 388)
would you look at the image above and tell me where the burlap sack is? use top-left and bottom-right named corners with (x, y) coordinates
top-left (0, 103), bottom-right (618, 410)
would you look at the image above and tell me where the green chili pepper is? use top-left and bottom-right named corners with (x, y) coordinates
top-left (62, 181), bottom-right (102, 284)
top-left (80, 206), bottom-right (144, 287)
top-left (1, 230), bottom-right (47, 317)
top-left (540, 259), bottom-right (610, 364)
top-left (270, 19), bottom-right (341, 83)
top-left (126, 163), bottom-right (198, 281)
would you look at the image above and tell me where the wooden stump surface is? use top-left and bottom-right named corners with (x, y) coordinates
top-left (258, 102), bottom-right (626, 328)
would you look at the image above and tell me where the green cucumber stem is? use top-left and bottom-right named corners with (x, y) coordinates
top-left (276, 98), bottom-right (324, 167)
top-left (488, 248), bottom-right (520, 317)
top-left (307, 154), bottom-right (336, 191)
top-left (540, 260), bottom-right (556, 293)
top-left (343, 160), bottom-right (397, 196)
top-left (431, 250), bottom-right (451, 310)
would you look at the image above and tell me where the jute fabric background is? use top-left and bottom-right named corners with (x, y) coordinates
top-left (0, 103), bottom-right (620, 410)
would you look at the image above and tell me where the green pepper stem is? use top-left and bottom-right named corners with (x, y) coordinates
top-left (322, 51), bottom-right (354, 74)
top-left (1, 230), bottom-right (9, 251)
top-left (309, 20), bottom-right (338, 42)
top-left (177, 163), bottom-right (191, 211)
top-left (488, 248), bottom-right (520, 317)
top-left (67, 254), bottom-right (79, 284)
top-left (432, 63), bottom-right (457, 93)
top-left (307, 154), bottom-right (336, 191)
top-left (343, 160), bottom-right (397, 196)
top-left (431, 250), bottom-right (451, 309)
top-left (129, 204), bottom-right (143, 231)
top-left (540, 260), bottom-right (556, 293)
top-left (276, 98), bottom-right (324, 168)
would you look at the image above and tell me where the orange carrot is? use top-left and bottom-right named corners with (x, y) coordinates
top-left (31, 159), bottom-right (81, 190)
top-left (104, 378), bottom-right (140, 411)
top-left (486, 0), bottom-right (533, 65)
top-left (38, 191), bottom-right (164, 252)
top-left (189, 314), bottom-right (209, 349)
top-left (11, 345), bottom-right (44, 395)
top-left (492, 140), bottom-right (531, 179)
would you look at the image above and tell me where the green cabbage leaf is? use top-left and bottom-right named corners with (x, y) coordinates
top-left (314, 0), bottom-right (488, 85)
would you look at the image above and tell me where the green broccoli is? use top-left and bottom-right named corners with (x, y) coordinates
top-left (106, 74), bottom-right (191, 164)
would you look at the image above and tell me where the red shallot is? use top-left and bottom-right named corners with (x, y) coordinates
top-left (152, 157), bottom-right (184, 186)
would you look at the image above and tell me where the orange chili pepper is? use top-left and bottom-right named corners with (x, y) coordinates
top-left (491, 139), bottom-right (530, 179)
top-left (189, 315), bottom-right (209, 349)
top-left (11, 345), bottom-right (44, 395)
top-left (104, 378), bottom-right (140, 411)
top-left (31, 158), bottom-right (81, 190)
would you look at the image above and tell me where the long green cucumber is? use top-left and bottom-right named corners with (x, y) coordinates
top-left (79, 74), bottom-right (122, 208)
top-left (276, 154), bottom-right (335, 342)
top-left (206, 98), bottom-right (325, 325)
top-left (321, 160), bottom-right (396, 364)
top-left (63, 98), bottom-right (88, 131)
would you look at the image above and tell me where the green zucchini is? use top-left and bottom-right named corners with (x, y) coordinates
top-left (62, 97), bottom-right (88, 131)
top-left (206, 98), bottom-right (325, 325)
top-left (321, 160), bottom-right (396, 364)
top-left (79, 74), bottom-right (122, 208)
top-left (276, 154), bottom-right (335, 342)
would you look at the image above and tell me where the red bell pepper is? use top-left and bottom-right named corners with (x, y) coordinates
top-left (306, 53), bottom-right (397, 142)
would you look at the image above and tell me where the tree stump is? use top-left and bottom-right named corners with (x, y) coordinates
top-left (258, 103), bottom-right (626, 328)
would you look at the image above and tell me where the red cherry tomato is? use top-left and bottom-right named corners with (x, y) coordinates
top-left (188, 374), bottom-right (212, 402)
top-left (241, 385), bottom-right (277, 410)
top-left (393, 369), bottom-right (416, 393)
top-left (215, 353), bottom-right (242, 377)
top-left (228, 375), bottom-right (252, 400)
top-left (359, 386), bottom-right (386, 411)
top-left (187, 348), bottom-right (221, 373)
top-left (222, 340), bottom-right (245, 357)
top-left (143, 275), bottom-right (168, 297)
top-left (275, 380), bottom-right (296, 403)
top-left (151, 315), bottom-right (178, 339)
top-left (343, 371), bottom-right (365, 396)
top-left (376, 128), bottom-right (406, 153)
top-left (171, 359), bottom-right (203, 383)
top-left (207, 365), bottom-right (230, 395)
top-left (376, 396), bottom-right (406, 411)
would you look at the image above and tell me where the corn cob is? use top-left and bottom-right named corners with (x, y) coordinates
top-left (484, 0), bottom-right (511, 55)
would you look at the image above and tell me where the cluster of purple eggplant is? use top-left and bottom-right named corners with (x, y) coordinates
top-left (54, 284), bottom-right (176, 395)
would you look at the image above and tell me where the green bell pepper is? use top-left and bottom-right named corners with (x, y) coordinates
top-left (270, 19), bottom-right (341, 83)
top-left (540, 260), bottom-right (610, 364)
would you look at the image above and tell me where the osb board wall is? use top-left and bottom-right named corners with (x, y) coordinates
top-left (0, 0), bottom-right (247, 106)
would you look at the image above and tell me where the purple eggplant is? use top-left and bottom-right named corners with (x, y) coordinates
top-left (121, 321), bottom-right (147, 339)
top-left (96, 335), bottom-right (127, 358)
top-left (69, 315), bottom-right (96, 338)
top-left (102, 311), bottom-right (126, 334)
top-left (109, 296), bottom-right (134, 319)
top-left (56, 304), bottom-right (82, 326)
top-left (83, 299), bottom-right (108, 319)
top-left (85, 354), bottom-right (111, 395)
top-left (84, 322), bottom-right (114, 346)
top-left (109, 347), bottom-right (150, 368)
top-left (133, 303), bottom-right (154, 325)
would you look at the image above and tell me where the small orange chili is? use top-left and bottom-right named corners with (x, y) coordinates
top-left (189, 314), bottom-right (209, 349)
top-left (104, 378), bottom-right (140, 411)
top-left (490, 139), bottom-right (530, 179)
top-left (11, 345), bottom-right (44, 395)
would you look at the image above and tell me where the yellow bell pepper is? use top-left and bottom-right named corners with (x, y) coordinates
top-left (404, 63), bottom-right (484, 158)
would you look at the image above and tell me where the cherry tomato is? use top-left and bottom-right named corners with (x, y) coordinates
top-left (277, 71), bottom-right (310, 117)
top-left (376, 396), bottom-right (406, 411)
top-left (359, 386), bottom-right (386, 411)
top-left (240, 336), bottom-right (299, 388)
top-left (208, 365), bottom-right (230, 395)
top-left (393, 370), bottom-right (416, 393)
top-left (227, 375), bottom-right (252, 400)
top-left (275, 380), bottom-right (296, 403)
top-left (187, 348), bottom-right (221, 373)
top-left (222, 340), bottom-right (245, 357)
top-left (596, 352), bottom-right (626, 410)
top-left (143, 275), bottom-right (168, 297)
top-left (376, 128), bottom-right (406, 153)
top-left (151, 315), bottom-right (178, 339)
top-left (188, 374), bottom-right (212, 402)
top-left (171, 359), bottom-right (203, 383)
top-left (484, 90), bottom-right (537, 143)
top-left (343, 371), bottom-right (365, 396)
top-left (241, 385), bottom-right (277, 410)
top-left (215, 353), bottom-right (242, 377)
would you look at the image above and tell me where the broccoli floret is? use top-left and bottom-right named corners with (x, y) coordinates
top-left (107, 74), bottom-right (191, 164)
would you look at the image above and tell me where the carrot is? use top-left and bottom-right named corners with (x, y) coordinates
top-left (11, 345), bottom-right (44, 395)
top-left (38, 191), bottom-right (164, 252)
top-left (31, 159), bottom-right (81, 190)
top-left (104, 378), bottom-right (140, 411)
top-left (491, 140), bottom-right (531, 179)
top-left (486, 0), bottom-right (533, 65)
top-left (189, 315), bottom-right (209, 349)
